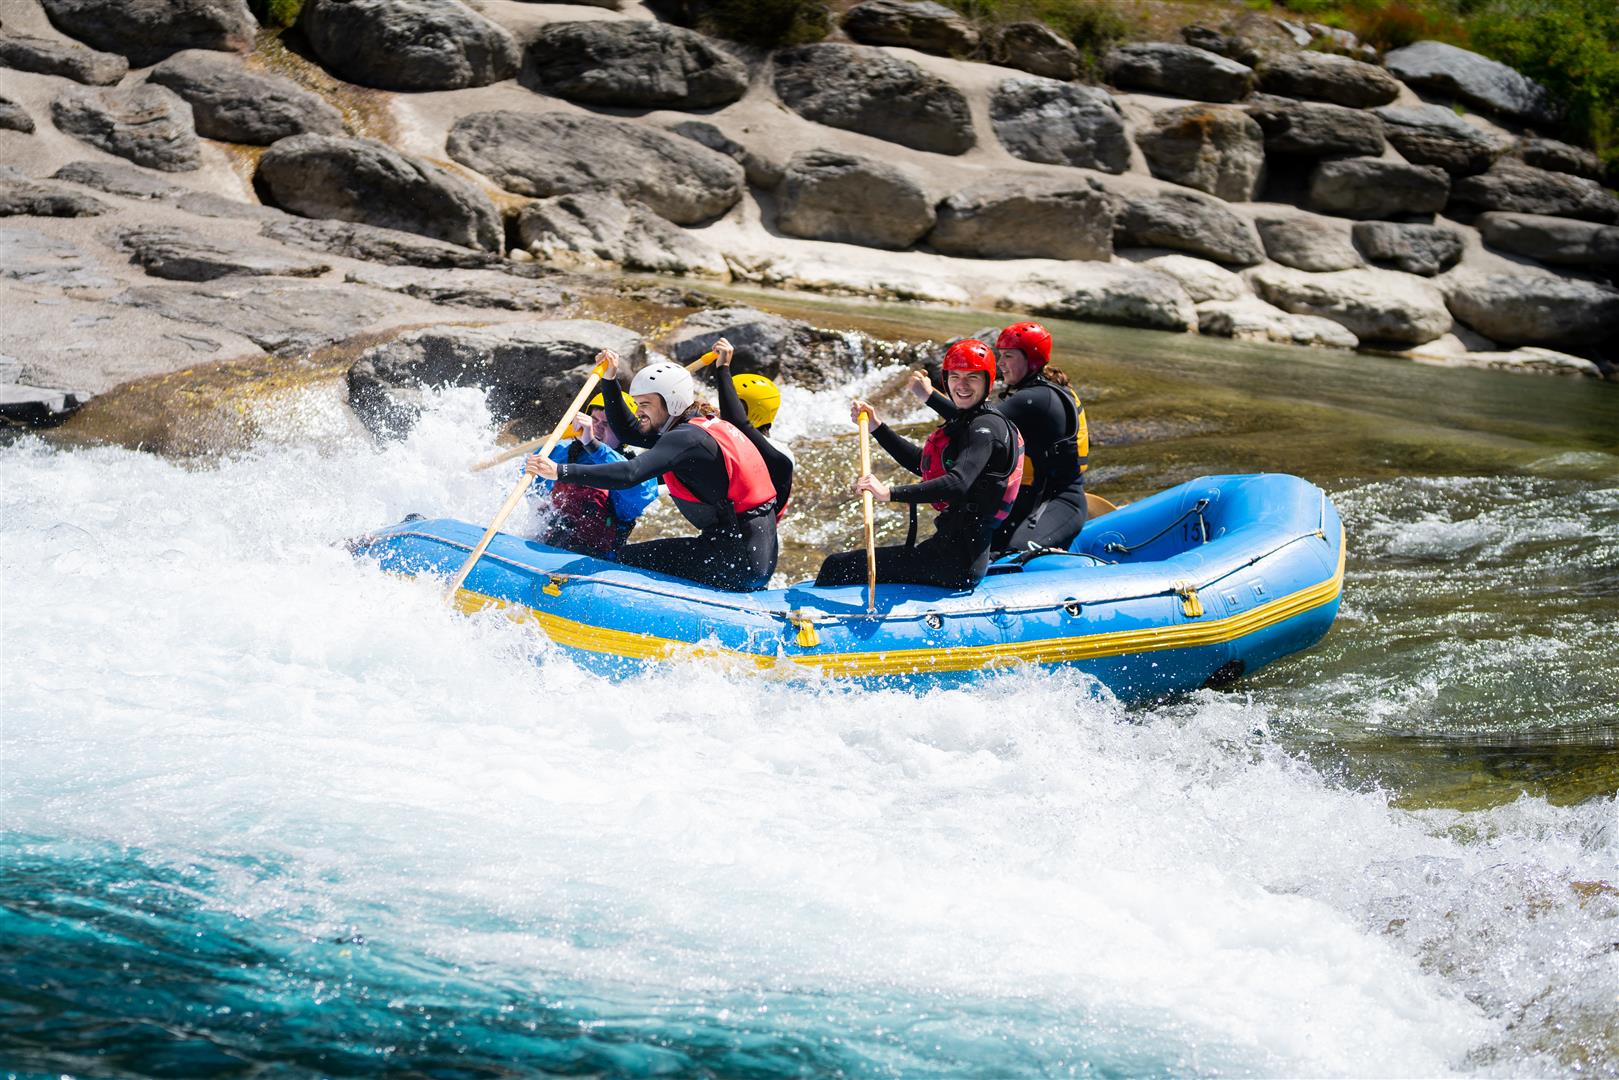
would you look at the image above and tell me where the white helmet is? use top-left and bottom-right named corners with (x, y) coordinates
top-left (629, 361), bottom-right (695, 420)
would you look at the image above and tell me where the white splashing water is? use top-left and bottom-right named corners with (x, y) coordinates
top-left (2, 389), bottom-right (1615, 1077)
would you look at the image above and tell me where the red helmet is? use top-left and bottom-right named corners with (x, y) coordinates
top-left (942, 338), bottom-right (996, 382)
top-left (997, 321), bottom-right (1052, 371)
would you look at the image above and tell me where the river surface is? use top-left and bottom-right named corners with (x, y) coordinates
top-left (2, 299), bottom-right (1616, 1078)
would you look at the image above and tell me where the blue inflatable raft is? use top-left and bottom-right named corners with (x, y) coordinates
top-left (353, 473), bottom-right (1344, 701)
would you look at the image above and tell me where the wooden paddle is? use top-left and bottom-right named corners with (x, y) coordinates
top-left (470, 351), bottom-right (718, 473)
top-left (444, 358), bottom-right (611, 603)
top-left (858, 408), bottom-right (877, 613)
top-left (1086, 492), bottom-right (1119, 519)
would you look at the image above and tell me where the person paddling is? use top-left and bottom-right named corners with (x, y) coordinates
top-left (522, 392), bottom-right (657, 559)
top-left (912, 322), bottom-right (1088, 553)
top-left (708, 337), bottom-right (794, 520)
top-left (815, 339), bottom-right (1023, 591)
top-left (527, 350), bottom-right (778, 591)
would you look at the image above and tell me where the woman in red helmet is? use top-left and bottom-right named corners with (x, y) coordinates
top-left (815, 339), bottom-right (1023, 591)
top-left (910, 321), bottom-right (1089, 553)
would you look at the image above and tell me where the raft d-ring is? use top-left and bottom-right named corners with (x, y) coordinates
top-left (541, 574), bottom-right (565, 597)
top-left (924, 613), bottom-right (944, 631)
top-left (787, 611), bottom-right (820, 648)
top-left (1175, 582), bottom-right (1204, 618)
top-left (1063, 599), bottom-right (1082, 617)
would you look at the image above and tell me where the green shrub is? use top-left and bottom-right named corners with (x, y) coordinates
top-left (943, 0), bottom-right (1134, 79)
top-left (248, 0), bottom-right (305, 28)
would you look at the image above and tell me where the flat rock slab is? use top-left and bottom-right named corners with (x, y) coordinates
top-left (40, 0), bottom-right (256, 67)
top-left (51, 159), bottom-right (186, 200)
top-left (1373, 104), bottom-right (1503, 176)
top-left (1256, 50), bottom-right (1398, 108)
top-left (1307, 157), bottom-right (1449, 220)
top-left (1385, 41), bottom-right (1560, 129)
top-left (1115, 187), bottom-right (1264, 265)
top-left (1476, 211), bottom-right (1619, 268)
top-left (149, 50), bottom-right (347, 145)
top-left (1141, 253), bottom-right (1247, 302)
top-left (0, 32), bottom-right (128, 84)
top-left (518, 191), bottom-right (726, 276)
top-left (1245, 96), bottom-right (1384, 158)
top-left (0, 382), bottom-right (93, 427)
top-left (0, 95), bottom-right (34, 133)
top-left (298, 0), bottom-right (518, 91)
top-left (775, 149), bottom-right (933, 250)
top-left (50, 84), bottom-right (201, 172)
top-left (1104, 43), bottom-right (1252, 103)
top-left (841, 0), bottom-right (978, 56)
top-left (1441, 270), bottom-right (1619, 346)
top-left (999, 263), bottom-right (1197, 333)
top-left (113, 224), bottom-right (332, 281)
top-left (990, 77), bottom-right (1128, 173)
top-left (261, 217), bottom-right (505, 269)
top-left (1450, 161), bottom-right (1619, 224)
top-left (1248, 264), bottom-right (1451, 345)
top-left (772, 44), bottom-right (975, 156)
top-left (982, 21), bottom-right (1080, 80)
top-left (524, 21), bottom-right (746, 109)
top-left (1515, 138), bottom-right (1601, 181)
top-left (112, 279), bottom-right (397, 354)
top-left (1254, 212), bottom-right (1362, 272)
top-left (257, 134), bottom-right (503, 252)
top-left (1135, 104), bottom-right (1265, 202)
top-left (1196, 297), bottom-right (1359, 348)
top-left (344, 265), bottom-right (573, 311)
top-left (929, 177), bottom-right (1113, 261)
top-left (1351, 220), bottom-right (1464, 276)
top-left (0, 226), bottom-right (115, 288)
top-left (448, 110), bottom-right (743, 226)
top-left (0, 171), bottom-right (110, 217)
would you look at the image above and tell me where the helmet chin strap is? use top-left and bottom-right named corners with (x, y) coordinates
top-left (659, 404), bottom-right (696, 435)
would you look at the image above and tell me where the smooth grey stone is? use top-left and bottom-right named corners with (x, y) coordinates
top-left (842, 0), bottom-right (978, 56)
top-left (929, 177), bottom-right (1114, 261)
top-left (149, 50), bottom-right (346, 145)
top-left (1351, 220), bottom-right (1464, 276)
top-left (1385, 41), bottom-right (1561, 129)
top-left (523, 21), bottom-right (746, 109)
top-left (776, 149), bottom-right (934, 250)
top-left (50, 83), bottom-right (201, 171)
top-left (1307, 157), bottom-right (1449, 219)
top-left (0, 32), bottom-right (127, 84)
top-left (990, 77), bottom-right (1128, 173)
top-left (772, 43), bottom-right (975, 156)
top-left (39, 0), bottom-right (255, 67)
top-left (298, 0), bottom-right (518, 92)
top-left (1256, 50), bottom-right (1399, 108)
top-left (1104, 43), bottom-right (1253, 103)
top-left (113, 224), bottom-right (331, 281)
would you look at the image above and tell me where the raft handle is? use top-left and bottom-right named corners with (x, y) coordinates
top-left (1176, 582), bottom-right (1204, 618)
top-left (541, 574), bottom-right (565, 597)
top-left (1063, 599), bottom-right (1082, 617)
top-left (924, 613), bottom-right (944, 631)
top-left (787, 611), bottom-right (820, 648)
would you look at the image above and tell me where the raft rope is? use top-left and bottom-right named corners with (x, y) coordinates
top-left (1103, 498), bottom-right (1210, 555)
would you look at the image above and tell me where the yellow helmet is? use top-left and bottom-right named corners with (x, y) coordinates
top-left (731, 373), bottom-right (780, 429)
top-left (586, 391), bottom-right (636, 414)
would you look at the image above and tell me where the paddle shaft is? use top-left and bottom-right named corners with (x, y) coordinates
top-left (444, 363), bottom-right (608, 602)
top-left (859, 410), bottom-right (876, 612)
top-left (470, 352), bottom-right (717, 473)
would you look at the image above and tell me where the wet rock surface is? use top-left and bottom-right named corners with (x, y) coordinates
top-left (990, 78), bottom-right (1129, 173)
top-left (772, 44), bottom-right (975, 156)
top-left (524, 22), bottom-right (746, 109)
top-left (50, 84), bottom-right (201, 172)
top-left (149, 50), bottom-right (346, 145)
top-left (299, 0), bottom-right (518, 92)
top-left (660, 305), bottom-right (899, 388)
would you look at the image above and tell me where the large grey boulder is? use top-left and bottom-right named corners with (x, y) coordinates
top-left (0, 168), bottom-right (109, 217)
top-left (113, 223), bottom-right (331, 280)
top-left (776, 149), bottom-right (933, 250)
top-left (1384, 41), bottom-right (1561, 129)
top-left (667, 120), bottom-right (783, 190)
top-left (298, 0), bottom-right (518, 92)
top-left (523, 22), bottom-right (746, 109)
top-left (1449, 161), bottom-right (1619, 224)
top-left (1141, 253), bottom-right (1247, 302)
top-left (0, 32), bottom-right (127, 85)
top-left (1196, 297), bottom-right (1360, 348)
top-left (990, 77), bottom-right (1129, 173)
top-left (1441, 271), bottom-right (1619, 346)
top-left (257, 134), bottom-right (504, 251)
top-left (1180, 24), bottom-right (1262, 66)
top-left (1351, 221), bottom-right (1464, 276)
top-left (1307, 158), bottom-right (1449, 219)
top-left (39, 0), bottom-right (255, 67)
top-left (1135, 105), bottom-right (1265, 202)
top-left (51, 84), bottom-right (201, 172)
top-left (348, 321), bottom-right (646, 435)
top-left (1373, 104), bottom-right (1503, 176)
top-left (1104, 43), bottom-right (1253, 103)
top-left (0, 95), bottom-right (33, 133)
top-left (1115, 187), bottom-right (1264, 265)
top-left (1515, 138), bottom-right (1601, 181)
top-left (982, 22), bottom-right (1080, 81)
top-left (1256, 50), bottom-right (1398, 108)
top-left (517, 192), bottom-right (727, 276)
top-left (261, 217), bottom-right (505, 269)
top-left (1245, 95), bottom-right (1384, 157)
top-left (1476, 212), bottom-right (1619, 269)
top-left (772, 44), bottom-right (974, 156)
top-left (841, 0), bottom-right (978, 56)
top-left (928, 178), bottom-right (1113, 260)
top-left (1248, 264), bottom-right (1451, 344)
top-left (1254, 212), bottom-right (1362, 271)
top-left (447, 111), bottom-right (743, 226)
top-left (112, 279), bottom-right (393, 354)
top-left (149, 50), bottom-right (346, 145)
top-left (1001, 264), bottom-right (1197, 332)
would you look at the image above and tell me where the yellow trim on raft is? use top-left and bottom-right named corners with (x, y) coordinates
top-left (454, 529), bottom-right (1346, 677)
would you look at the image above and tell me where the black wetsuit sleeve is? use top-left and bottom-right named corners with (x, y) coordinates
top-left (873, 422), bottom-right (924, 476)
top-left (888, 418), bottom-right (997, 505)
top-left (558, 426), bottom-right (698, 489)
top-left (924, 390), bottom-right (959, 421)
top-left (602, 379), bottom-right (653, 449)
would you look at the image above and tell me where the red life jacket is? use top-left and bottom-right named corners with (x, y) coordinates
top-left (544, 481), bottom-right (617, 556)
top-left (919, 412), bottom-right (1025, 524)
top-left (663, 416), bottom-right (777, 517)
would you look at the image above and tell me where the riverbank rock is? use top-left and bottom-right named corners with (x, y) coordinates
top-left (1180, 25), bottom-right (1262, 66)
top-left (776, 149), bottom-right (933, 250)
top-left (1351, 220), bottom-right (1464, 276)
top-left (50, 159), bottom-right (183, 200)
top-left (446, 110), bottom-right (744, 225)
top-left (1141, 253), bottom-right (1246, 302)
top-left (666, 120), bottom-right (783, 190)
top-left (50, 84), bottom-right (201, 172)
top-left (0, 32), bottom-right (128, 85)
top-left (1373, 104), bottom-right (1503, 176)
top-left (841, 0), bottom-right (978, 56)
top-left (347, 320), bottom-right (646, 435)
top-left (112, 279), bottom-right (392, 354)
top-left (661, 305), bottom-right (889, 387)
top-left (1255, 211), bottom-right (1362, 271)
top-left (1307, 158), bottom-right (1449, 219)
top-left (1116, 188), bottom-right (1264, 265)
top-left (111, 224), bottom-right (327, 283)
top-left (1244, 96), bottom-right (1384, 157)
top-left (0, 170), bottom-right (109, 217)
top-left (1196, 296), bottom-right (1360, 347)
top-left (990, 77), bottom-right (1129, 173)
top-left (343, 264), bottom-right (572, 311)
top-left (1104, 43), bottom-right (1253, 103)
top-left (0, 95), bottom-right (33, 133)
top-left (524, 21), bottom-right (746, 109)
top-left (928, 177), bottom-right (1113, 260)
top-left (262, 217), bottom-right (504, 269)
top-left (258, 134), bottom-right (503, 251)
top-left (772, 44), bottom-right (974, 156)
top-left (982, 22), bottom-right (1080, 81)
top-left (1515, 138), bottom-right (1601, 181)
top-left (39, 0), bottom-right (255, 67)
top-left (298, 0), bottom-right (518, 92)
top-left (1476, 212), bottom-right (1619, 269)
top-left (1256, 50), bottom-right (1398, 108)
top-left (1413, 346), bottom-right (1601, 377)
top-left (1441, 271), bottom-right (1619, 346)
top-left (1249, 264), bottom-right (1451, 344)
top-left (517, 192), bottom-right (727, 276)
top-left (1000, 263), bottom-right (1197, 333)
top-left (1449, 161), bottom-right (1619, 224)
top-left (1135, 105), bottom-right (1265, 201)
top-left (149, 50), bottom-right (346, 144)
top-left (1384, 41), bottom-right (1561, 129)
top-left (0, 384), bottom-right (92, 428)
top-left (0, 227), bottom-right (115, 288)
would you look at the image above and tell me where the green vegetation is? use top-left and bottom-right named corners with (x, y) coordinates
top-left (248, 0), bottom-right (305, 28)
top-left (948, 0), bottom-right (1136, 78)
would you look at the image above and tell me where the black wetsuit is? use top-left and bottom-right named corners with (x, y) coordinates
top-left (926, 374), bottom-right (1087, 552)
top-left (713, 369), bottom-right (794, 515)
top-left (815, 404), bottom-right (1019, 591)
top-left (564, 383), bottom-right (778, 591)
